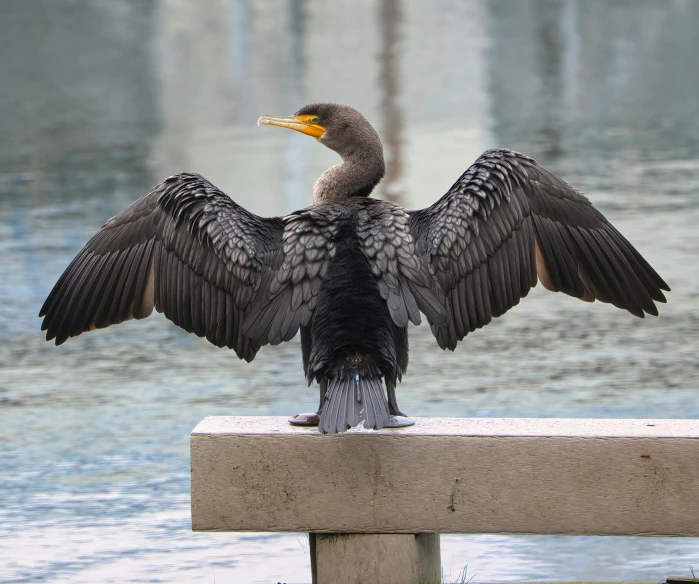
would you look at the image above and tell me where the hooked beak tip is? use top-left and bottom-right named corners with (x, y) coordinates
top-left (256, 114), bottom-right (325, 139)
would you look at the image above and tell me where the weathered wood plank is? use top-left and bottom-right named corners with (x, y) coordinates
top-left (190, 417), bottom-right (699, 535)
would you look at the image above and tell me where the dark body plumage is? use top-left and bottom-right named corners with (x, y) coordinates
top-left (40, 104), bottom-right (669, 433)
top-left (300, 202), bottom-right (412, 432)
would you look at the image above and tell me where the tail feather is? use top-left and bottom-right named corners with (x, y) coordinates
top-left (320, 372), bottom-right (389, 434)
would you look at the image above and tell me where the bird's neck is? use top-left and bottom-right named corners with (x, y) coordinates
top-left (313, 150), bottom-right (385, 204)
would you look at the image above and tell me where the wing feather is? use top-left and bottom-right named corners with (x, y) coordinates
top-left (410, 149), bottom-right (669, 350)
top-left (39, 173), bottom-right (333, 361)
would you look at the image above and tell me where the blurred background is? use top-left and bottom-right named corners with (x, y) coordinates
top-left (1, 0), bottom-right (698, 582)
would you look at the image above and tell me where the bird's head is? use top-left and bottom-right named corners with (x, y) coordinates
top-left (258, 103), bottom-right (382, 161)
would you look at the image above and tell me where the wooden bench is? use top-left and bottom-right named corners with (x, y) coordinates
top-left (190, 417), bottom-right (699, 584)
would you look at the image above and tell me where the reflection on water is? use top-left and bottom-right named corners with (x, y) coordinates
top-left (378, 0), bottom-right (406, 203)
top-left (1, 1), bottom-right (698, 582)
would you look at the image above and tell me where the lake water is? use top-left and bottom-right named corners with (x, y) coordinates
top-left (1, 1), bottom-right (698, 582)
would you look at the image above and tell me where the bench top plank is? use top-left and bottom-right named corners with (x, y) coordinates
top-left (191, 417), bottom-right (699, 536)
top-left (192, 416), bottom-right (699, 438)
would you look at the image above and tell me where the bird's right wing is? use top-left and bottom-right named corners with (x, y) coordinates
top-left (40, 173), bottom-right (334, 361)
top-left (410, 149), bottom-right (669, 350)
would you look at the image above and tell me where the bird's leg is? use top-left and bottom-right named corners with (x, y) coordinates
top-left (387, 380), bottom-right (406, 417)
top-left (384, 379), bottom-right (415, 428)
top-left (319, 378), bottom-right (328, 412)
top-left (288, 379), bottom-right (326, 427)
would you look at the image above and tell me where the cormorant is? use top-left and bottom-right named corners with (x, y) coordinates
top-left (39, 103), bottom-right (669, 434)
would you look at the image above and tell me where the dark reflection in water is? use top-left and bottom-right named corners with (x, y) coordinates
top-left (379, 0), bottom-right (406, 204)
top-left (1, 1), bottom-right (698, 583)
top-left (488, 0), bottom-right (699, 159)
top-left (532, 0), bottom-right (564, 160)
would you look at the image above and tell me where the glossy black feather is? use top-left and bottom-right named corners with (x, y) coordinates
top-left (411, 148), bottom-right (669, 350)
top-left (40, 173), bottom-right (300, 360)
top-left (40, 138), bottom-right (669, 434)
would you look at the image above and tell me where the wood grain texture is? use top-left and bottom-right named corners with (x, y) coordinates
top-left (190, 417), bottom-right (699, 535)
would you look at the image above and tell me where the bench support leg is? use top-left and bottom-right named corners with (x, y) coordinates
top-left (310, 533), bottom-right (441, 584)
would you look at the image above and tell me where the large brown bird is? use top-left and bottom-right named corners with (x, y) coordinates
top-left (40, 103), bottom-right (669, 433)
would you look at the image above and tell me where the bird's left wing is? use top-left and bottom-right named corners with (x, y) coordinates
top-left (40, 173), bottom-right (333, 361)
top-left (409, 149), bottom-right (669, 350)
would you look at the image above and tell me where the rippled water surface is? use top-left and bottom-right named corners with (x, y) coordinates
top-left (1, 1), bottom-right (698, 582)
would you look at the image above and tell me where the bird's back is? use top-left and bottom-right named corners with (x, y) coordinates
top-left (298, 199), bottom-right (407, 385)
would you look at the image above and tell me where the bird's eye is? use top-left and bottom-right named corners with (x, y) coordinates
top-left (311, 117), bottom-right (320, 124)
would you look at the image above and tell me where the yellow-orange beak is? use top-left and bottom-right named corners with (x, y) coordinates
top-left (257, 114), bottom-right (325, 139)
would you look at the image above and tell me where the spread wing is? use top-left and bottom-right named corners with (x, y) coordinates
top-left (39, 173), bottom-right (333, 361)
top-left (409, 149), bottom-right (670, 350)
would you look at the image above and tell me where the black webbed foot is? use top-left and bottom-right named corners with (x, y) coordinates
top-left (288, 380), bottom-right (326, 427)
top-left (288, 412), bottom-right (320, 426)
top-left (386, 381), bottom-right (415, 428)
top-left (384, 415), bottom-right (415, 428)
